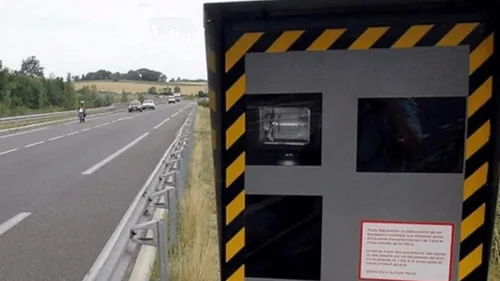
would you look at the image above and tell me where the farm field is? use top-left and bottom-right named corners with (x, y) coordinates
top-left (74, 80), bottom-right (207, 95)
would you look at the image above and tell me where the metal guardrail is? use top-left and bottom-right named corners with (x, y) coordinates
top-left (0, 103), bottom-right (127, 122)
top-left (82, 104), bottom-right (196, 281)
top-left (0, 99), bottom-right (170, 130)
top-left (0, 103), bottom-right (128, 131)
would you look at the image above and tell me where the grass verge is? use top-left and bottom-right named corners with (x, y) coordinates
top-left (151, 107), bottom-right (219, 281)
top-left (490, 200), bottom-right (500, 281)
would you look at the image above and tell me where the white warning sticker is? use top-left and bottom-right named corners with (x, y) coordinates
top-left (359, 221), bottom-right (454, 281)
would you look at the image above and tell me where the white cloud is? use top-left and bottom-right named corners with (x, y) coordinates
top-left (0, 0), bottom-right (238, 79)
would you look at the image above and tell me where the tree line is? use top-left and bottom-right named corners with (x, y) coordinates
top-left (0, 56), bottom-right (114, 117)
top-left (75, 69), bottom-right (206, 84)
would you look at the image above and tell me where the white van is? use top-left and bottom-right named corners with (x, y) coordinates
top-left (174, 92), bottom-right (181, 102)
top-left (167, 95), bottom-right (176, 104)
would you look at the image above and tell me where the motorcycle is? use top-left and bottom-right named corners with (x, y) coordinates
top-left (78, 111), bottom-right (86, 123)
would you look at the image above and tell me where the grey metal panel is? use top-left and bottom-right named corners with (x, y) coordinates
top-left (245, 46), bottom-right (468, 281)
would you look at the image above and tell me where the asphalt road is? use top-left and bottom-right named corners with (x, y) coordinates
top-left (0, 101), bottom-right (194, 281)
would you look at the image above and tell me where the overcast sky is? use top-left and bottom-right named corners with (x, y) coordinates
top-left (0, 0), bottom-right (235, 79)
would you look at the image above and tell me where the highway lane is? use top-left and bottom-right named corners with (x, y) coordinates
top-left (0, 101), bottom-right (194, 281)
top-left (0, 102), bottom-right (180, 152)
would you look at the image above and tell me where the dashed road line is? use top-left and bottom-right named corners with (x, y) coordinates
top-left (81, 128), bottom-right (91, 132)
top-left (118, 117), bottom-right (134, 121)
top-left (0, 212), bottom-right (31, 236)
top-left (25, 141), bottom-right (45, 148)
top-left (154, 117), bottom-right (171, 130)
top-left (0, 148), bottom-right (19, 156)
top-left (82, 132), bottom-right (150, 175)
top-left (48, 135), bottom-right (65, 141)
top-left (67, 131), bottom-right (80, 136)
top-left (0, 127), bottom-right (48, 139)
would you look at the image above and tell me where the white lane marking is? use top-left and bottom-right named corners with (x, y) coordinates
top-left (118, 116), bottom-right (134, 121)
top-left (172, 112), bottom-right (178, 117)
top-left (0, 148), bottom-right (18, 156)
top-left (48, 135), bottom-right (65, 141)
top-left (153, 117), bottom-right (171, 130)
top-left (67, 131), bottom-right (80, 136)
top-left (110, 120), bottom-right (117, 124)
top-left (94, 124), bottom-right (103, 129)
top-left (25, 141), bottom-right (45, 148)
top-left (81, 128), bottom-right (91, 132)
top-left (0, 212), bottom-right (31, 236)
top-left (82, 132), bottom-right (150, 175)
top-left (0, 127), bottom-right (48, 139)
top-left (101, 122), bottom-right (110, 127)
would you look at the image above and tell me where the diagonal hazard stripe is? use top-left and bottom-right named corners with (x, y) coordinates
top-left (461, 204), bottom-right (486, 241)
top-left (226, 190), bottom-right (245, 225)
top-left (226, 228), bottom-right (245, 262)
top-left (227, 265), bottom-right (245, 281)
top-left (436, 23), bottom-right (479, 46)
top-left (226, 113), bottom-right (245, 149)
top-left (459, 245), bottom-right (483, 280)
top-left (469, 33), bottom-right (494, 75)
top-left (464, 163), bottom-right (488, 201)
top-left (226, 74), bottom-right (246, 112)
top-left (349, 27), bottom-right (389, 50)
top-left (226, 152), bottom-right (245, 188)
top-left (307, 29), bottom-right (346, 51)
top-left (466, 121), bottom-right (490, 160)
top-left (211, 128), bottom-right (216, 150)
top-left (208, 48), bottom-right (216, 73)
top-left (392, 25), bottom-right (433, 48)
top-left (209, 88), bottom-right (216, 112)
top-left (226, 32), bottom-right (263, 73)
top-left (267, 30), bottom-right (304, 52)
top-left (468, 77), bottom-right (492, 118)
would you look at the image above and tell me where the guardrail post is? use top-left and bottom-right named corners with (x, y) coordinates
top-left (158, 218), bottom-right (169, 281)
top-left (167, 175), bottom-right (178, 248)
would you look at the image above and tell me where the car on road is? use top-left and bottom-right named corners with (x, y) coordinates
top-left (167, 95), bottom-right (176, 104)
top-left (174, 93), bottom-right (181, 102)
top-left (128, 100), bottom-right (143, 112)
top-left (142, 99), bottom-right (156, 110)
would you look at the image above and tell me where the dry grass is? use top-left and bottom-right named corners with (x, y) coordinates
top-left (74, 80), bottom-right (207, 96)
top-left (490, 200), bottom-right (500, 281)
top-left (159, 107), bottom-right (219, 281)
top-left (490, 265), bottom-right (500, 281)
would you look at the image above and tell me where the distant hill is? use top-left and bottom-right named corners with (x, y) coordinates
top-left (73, 80), bottom-right (207, 96)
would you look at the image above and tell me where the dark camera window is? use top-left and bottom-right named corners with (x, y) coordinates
top-left (357, 97), bottom-right (466, 173)
top-left (246, 93), bottom-right (322, 166)
top-left (246, 194), bottom-right (323, 280)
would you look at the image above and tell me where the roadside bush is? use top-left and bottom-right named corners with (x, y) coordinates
top-left (197, 98), bottom-right (209, 108)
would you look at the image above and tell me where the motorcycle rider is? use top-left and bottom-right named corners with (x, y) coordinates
top-left (77, 101), bottom-right (87, 120)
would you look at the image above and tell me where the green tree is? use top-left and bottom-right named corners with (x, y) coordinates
top-left (121, 90), bottom-right (129, 102)
top-left (137, 93), bottom-right (145, 103)
top-left (174, 86), bottom-right (181, 93)
top-left (104, 94), bottom-right (114, 105)
top-left (63, 82), bottom-right (76, 110)
top-left (148, 86), bottom-right (157, 95)
top-left (20, 56), bottom-right (44, 77)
